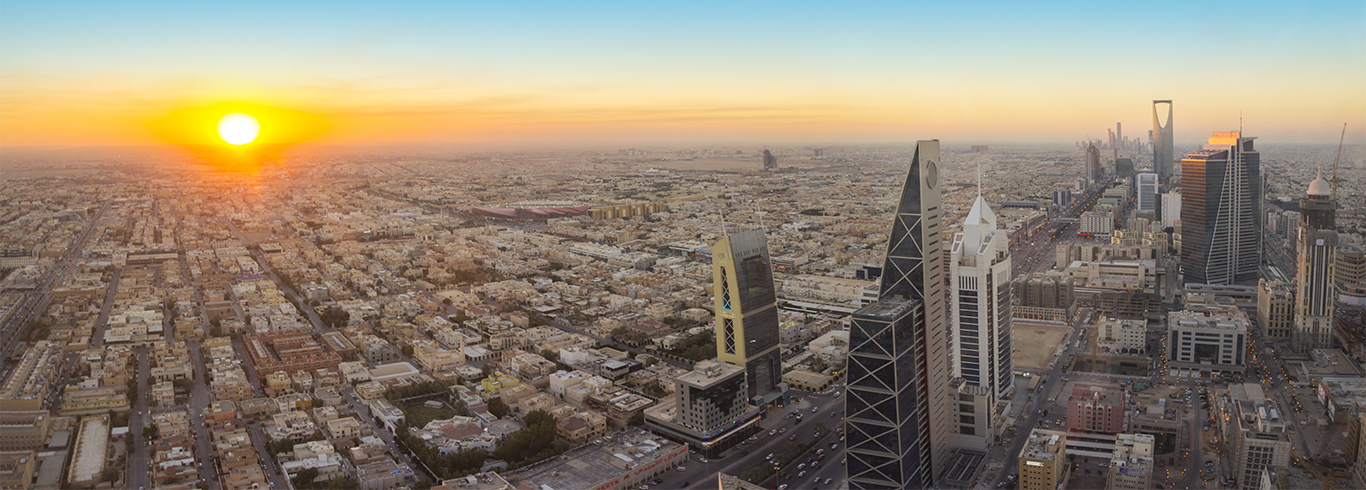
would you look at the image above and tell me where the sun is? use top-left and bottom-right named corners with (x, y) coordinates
top-left (217, 113), bottom-right (260, 145)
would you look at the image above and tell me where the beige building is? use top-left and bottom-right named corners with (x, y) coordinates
top-left (1107, 433), bottom-right (1155, 490)
top-left (1257, 279), bottom-right (1294, 339)
top-left (0, 411), bottom-right (50, 451)
top-left (1017, 429), bottom-right (1068, 490)
top-left (0, 451), bottom-right (37, 490)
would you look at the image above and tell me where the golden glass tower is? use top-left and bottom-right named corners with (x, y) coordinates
top-left (712, 229), bottom-right (783, 405)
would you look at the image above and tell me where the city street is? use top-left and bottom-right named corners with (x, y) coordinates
top-left (647, 388), bottom-right (846, 489)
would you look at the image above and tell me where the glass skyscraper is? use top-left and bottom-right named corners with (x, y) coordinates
top-left (1180, 131), bottom-right (1261, 285)
top-left (712, 229), bottom-right (784, 406)
top-left (846, 140), bottom-right (951, 489)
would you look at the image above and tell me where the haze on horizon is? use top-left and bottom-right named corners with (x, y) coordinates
top-left (2, 1), bottom-right (1363, 148)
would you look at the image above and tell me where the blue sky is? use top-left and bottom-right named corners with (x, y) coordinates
top-left (2, 1), bottom-right (1362, 145)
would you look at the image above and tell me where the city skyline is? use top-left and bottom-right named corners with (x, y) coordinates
top-left (2, 2), bottom-right (1364, 147)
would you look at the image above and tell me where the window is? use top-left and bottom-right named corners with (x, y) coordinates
top-left (723, 319), bottom-right (736, 354)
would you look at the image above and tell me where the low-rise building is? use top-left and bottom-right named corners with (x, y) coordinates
top-left (355, 458), bottom-right (415, 490)
top-left (503, 430), bottom-right (687, 490)
top-left (1165, 304), bottom-right (1250, 374)
top-left (1066, 382), bottom-right (1127, 434)
top-left (1107, 433), bottom-right (1155, 490)
top-left (1017, 429), bottom-right (1068, 490)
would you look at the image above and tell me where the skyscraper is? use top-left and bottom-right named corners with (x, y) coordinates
top-left (1152, 100), bottom-right (1174, 183)
top-left (712, 229), bottom-right (784, 407)
top-left (1086, 142), bottom-right (1103, 183)
top-left (1180, 131), bottom-right (1260, 285)
top-left (847, 140), bottom-right (951, 489)
top-left (1293, 174), bottom-right (1337, 352)
top-left (762, 149), bottom-right (777, 170)
top-left (1136, 173), bottom-right (1158, 212)
top-left (950, 194), bottom-right (1014, 400)
top-left (948, 192), bottom-right (1013, 452)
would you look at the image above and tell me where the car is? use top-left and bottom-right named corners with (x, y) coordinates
top-left (841, 458), bottom-right (846, 465)
top-left (824, 478), bottom-right (834, 485)
top-left (699, 458), bottom-right (707, 463)
top-left (766, 453), bottom-right (774, 460)
top-left (778, 486), bottom-right (788, 490)
top-left (677, 467), bottom-right (686, 472)
top-left (831, 443), bottom-right (839, 449)
top-left (816, 449), bottom-right (824, 455)
top-left (812, 407), bottom-right (819, 413)
top-left (798, 463), bottom-right (805, 470)
top-left (769, 430), bottom-right (777, 436)
top-left (798, 471), bottom-right (807, 478)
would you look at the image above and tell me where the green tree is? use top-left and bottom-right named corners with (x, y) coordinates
top-left (401, 344), bottom-right (415, 357)
top-left (491, 409), bottom-right (568, 466)
top-left (292, 468), bottom-right (320, 488)
top-left (487, 397), bottom-right (510, 418)
top-left (100, 468), bottom-right (121, 483)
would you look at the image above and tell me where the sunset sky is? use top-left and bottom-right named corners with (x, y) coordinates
top-left (2, 1), bottom-right (1363, 147)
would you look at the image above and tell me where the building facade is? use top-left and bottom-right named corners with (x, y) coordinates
top-left (672, 361), bottom-right (747, 434)
top-left (1293, 176), bottom-right (1337, 353)
top-left (1153, 100), bottom-right (1174, 184)
top-left (1086, 142), bottom-right (1103, 183)
top-left (1018, 430), bottom-right (1069, 490)
top-left (1066, 383), bottom-right (1127, 434)
top-left (1180, 131), bottom-right (1261, 285)
top-left (950, 195), bottom-right (1014, 401)
top-left (1136, 172), bottom-right (1158, 212)
top-left (712, 230), bottom-right (784, 407)
top-left (1256, 279), bottom-right (1294, 340)
top-left (847, 140), bottom-right (951, 489)
top-left (1165, 306), bottom-right (1249, 374)
top-left (1338, 243), bottom-right (1366, 306)
top-left (1108, 433), bottom-right (1155, 490)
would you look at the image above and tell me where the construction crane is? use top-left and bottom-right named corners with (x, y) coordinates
top-left (1332, 123), bottom-right (1346, 201)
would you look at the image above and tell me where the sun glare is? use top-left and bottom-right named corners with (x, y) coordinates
top-left (217, 113), bottom-right (260, 145)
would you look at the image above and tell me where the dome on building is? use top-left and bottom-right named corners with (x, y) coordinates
top-left (1307, 176), bottom-right (1331, 196)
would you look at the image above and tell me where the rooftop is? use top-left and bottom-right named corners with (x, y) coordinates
top-left (504, 429), bottom-right (684, 490)
top-left (676, 360), bottom-right (744, 389)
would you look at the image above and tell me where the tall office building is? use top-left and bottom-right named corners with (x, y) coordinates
top-left (1160, 192), bottom-right (1181, 229)
top-left (950, 194), bottom-right (1014, 400)
top-left (1085, 142), bottom-right (1103, 183)
top-left (762, 149), bottom-right (777, 170)
top-left (1180, 131), bottom-right (1261, 285)
top-left (1136, 173), bottom-right (1158, 212)
top-left (1114, 157), bottom-right (1135, 180)
top-left (1293, 175), bottom-right (1337, 352)
top-left (712, 229), bottom-right (784, 407)
top-left (847, 140), bottom-right (951, 489)
top-left (1152, 100), bottom-right (1174, 183)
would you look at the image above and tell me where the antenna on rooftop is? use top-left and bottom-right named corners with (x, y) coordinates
top-left (977, 160), bottom-right (982, 197)
top-left (719, 204), bottom-right (729, 237)
top-left (1333, 123), bottom-right (1346, 201)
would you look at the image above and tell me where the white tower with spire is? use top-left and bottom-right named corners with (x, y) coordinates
top-left (950, 186), bottom-right (1015, 420)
